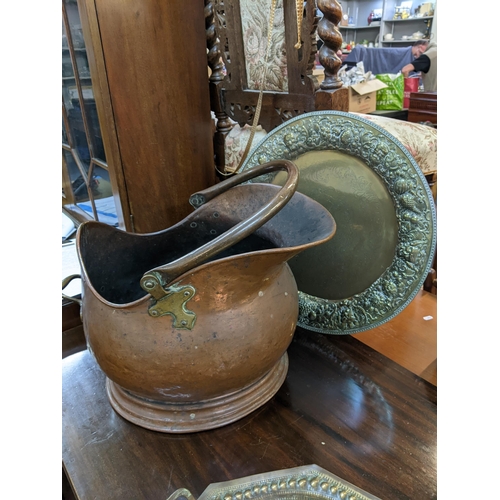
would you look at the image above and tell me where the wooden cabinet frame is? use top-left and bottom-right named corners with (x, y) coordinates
top-left (67, 0), bottom-right (216, 234)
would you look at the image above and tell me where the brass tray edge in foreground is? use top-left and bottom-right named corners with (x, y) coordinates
top-left (165, 464), bottom-right (381, 500)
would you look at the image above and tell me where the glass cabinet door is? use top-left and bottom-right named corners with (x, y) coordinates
top-left (62, 0), bottom-right (118, 226)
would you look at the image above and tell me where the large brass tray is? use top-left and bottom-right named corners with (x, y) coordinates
top-left (166, 465), bottom-right (380, 500)
top-left (241, 111), bottom-right (436, 335)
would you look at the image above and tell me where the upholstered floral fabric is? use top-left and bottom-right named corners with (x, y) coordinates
top-left (223, 114), bottom-right (437, 176)
top-left (353, 113), bottom-right (437, 175)
top-left (240, 0), bottom-right (288, 92)
top-left (225, 123), bottom-right (268, 172)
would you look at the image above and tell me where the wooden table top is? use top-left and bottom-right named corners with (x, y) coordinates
top-left (62, 327), bottom-right (437, 500)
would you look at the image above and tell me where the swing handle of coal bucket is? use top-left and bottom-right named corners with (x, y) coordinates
top-left (140, 160), bottom-right (299, 291)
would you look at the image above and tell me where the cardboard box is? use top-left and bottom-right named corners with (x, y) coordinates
top-left (419, 2), bottom-right (434, 16)
top-left (313, 67), bottom-right (325, 84)
top-left (347, 79), bottom-right (387, 113)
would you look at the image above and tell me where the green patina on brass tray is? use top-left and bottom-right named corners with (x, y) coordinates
top-left (166, 464), bottom-right (380, 500)
top-left (241, 111), bottom-right (436, 335)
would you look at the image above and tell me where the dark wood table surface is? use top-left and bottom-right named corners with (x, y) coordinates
top-left (62, 327), bottom-right (437, 500)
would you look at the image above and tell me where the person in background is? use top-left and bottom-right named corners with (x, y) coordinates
top-left (410, 40), bottom-right (429, 58)
top-left (402, 40), bottom-right (437, 92)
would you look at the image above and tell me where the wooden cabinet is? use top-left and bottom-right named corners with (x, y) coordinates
top-left (407, 91), bottom-right (437, 124)
top-left (62, 0), bottom-right (120, 227)
top-left (63, 0), bottom-right (216, 234)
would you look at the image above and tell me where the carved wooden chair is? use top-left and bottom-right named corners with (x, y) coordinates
top-left (205, 0), bottom-right (347, 174)
top-left (205, 0), bottom-right (437, 187)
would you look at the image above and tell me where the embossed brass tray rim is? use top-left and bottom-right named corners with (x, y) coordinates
top-left (165, 464), bottom-right (381, 500)
top-left (240, 110), bottom-right (437, 335)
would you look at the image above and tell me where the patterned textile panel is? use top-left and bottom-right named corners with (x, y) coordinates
top-left (353, 113), bottom-right (437, 175)
top-left (224, 115), bottom-right (437, 176)
top-left (240, 0), bottom-right (288, 92)
top-left (225, 123), bottom-right (268, 171)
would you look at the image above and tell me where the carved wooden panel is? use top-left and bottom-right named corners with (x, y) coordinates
top-left (211, 0), bottom-right (319, 129)
top-left (206, 0), bottom-right (347, 169)
top-left (224, 90), bottom-right (314, 131)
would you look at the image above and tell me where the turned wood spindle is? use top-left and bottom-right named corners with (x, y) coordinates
top-left (317, 0), bottom-right (343, 90)
top-left (206, 0), bottom-right (233, 174)
top-left (206, 0), bottom-right (225, 83)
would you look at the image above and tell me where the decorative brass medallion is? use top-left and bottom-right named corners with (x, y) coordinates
top-left (241, 111), bottom-right (437, 335)
top-left (165, 464), bottom-right (380, 500)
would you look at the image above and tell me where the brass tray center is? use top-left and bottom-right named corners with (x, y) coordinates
top-left (274, 150), bottom-right (398, 300)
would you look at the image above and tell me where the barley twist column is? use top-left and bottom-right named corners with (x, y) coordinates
top-left (206, 0), bottom-right (225, 82)
top-left (314, 0), bottom-right (349, 111)
top-left (317, 0), bottom-right (343, 90)
top-left (205, 0), bottom-right (233, 174)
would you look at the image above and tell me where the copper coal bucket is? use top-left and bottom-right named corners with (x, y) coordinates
top-left (65, 161), bottom-right (336, 433)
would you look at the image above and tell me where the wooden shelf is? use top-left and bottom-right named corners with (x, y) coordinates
top-left (340, 25), bottom-right (380, 29)
top-left (336, 1), bottom-right (436, 47)
top-left (63, 76), bottom-right (91, 80)
top-left (382, 39), bottom-right (425, 43)
top-left (62, 47), bottom-right (86, 52)
top-left (383, 16), bottom-right (434, 22)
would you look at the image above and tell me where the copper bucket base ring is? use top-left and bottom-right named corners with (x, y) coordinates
top-left (106, 353), bottom-right (289, 433)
